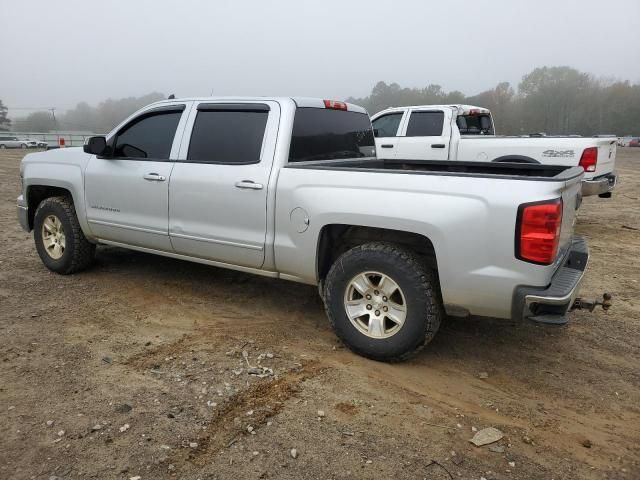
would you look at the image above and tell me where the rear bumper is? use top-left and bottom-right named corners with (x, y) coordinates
top-left (17, 195), bottom-right (30, 232)
top-left (512, 236), bottom-right (588, 323)
top-left (582, 173), bottom-right (617, 196)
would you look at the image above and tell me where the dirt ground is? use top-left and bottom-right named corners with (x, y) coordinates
top-left (1, 148), bottom-right (639, 480)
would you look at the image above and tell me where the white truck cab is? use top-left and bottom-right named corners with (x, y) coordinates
top-left (371, 104), bottom-right (617, 197)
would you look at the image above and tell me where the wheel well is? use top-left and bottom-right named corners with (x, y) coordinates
top-left (492, 155), bottom-right (540, 164)
top-left (26, 185), bottom-right (72, 229)
top-left (317, 225), bottom-right (439, 281)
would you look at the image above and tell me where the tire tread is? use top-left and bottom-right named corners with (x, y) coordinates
top-left (324, 242), bottom-right (443, 362)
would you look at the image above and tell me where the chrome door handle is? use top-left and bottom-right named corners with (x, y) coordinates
top-left (143, 173), bottom-right (166, 181)
top-left (235, 180), bottom-right (263, 190)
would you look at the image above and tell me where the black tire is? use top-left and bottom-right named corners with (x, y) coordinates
top-left (0, 144), bottom-right (6, 149)
top-left (33, 196), bottom-right (95, 274)
top-left (21, 143), bottom-right (27, 149)
top-left (324, 242), bottom-right (443, 362)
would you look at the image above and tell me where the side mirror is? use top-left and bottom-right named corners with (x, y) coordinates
top-left (83, 136), bottom-right (108, 156)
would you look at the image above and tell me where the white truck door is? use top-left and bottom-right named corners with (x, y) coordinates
top-left (168, 101), bottom-right (280, 268)
top-left (84, 104), bottom-right (190, 251)
top-left (371, 111), bottom-right (406, 159)
top-left (394, 108), bottom-right (452, 161)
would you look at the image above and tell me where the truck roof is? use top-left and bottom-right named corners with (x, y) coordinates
top-left (377, 104), bottom-right (490, 115)
top-left (145, 96), bottom-right (368, 114)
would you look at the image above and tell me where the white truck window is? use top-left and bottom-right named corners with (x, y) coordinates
top-left (187, 106), bottom-right (269, 165)
top-left (406, 111), bottom-right (444, 137)
top-left (372, 113), bottom-right (403, 137)
top-left (456, 114), bottom-right (494, 135)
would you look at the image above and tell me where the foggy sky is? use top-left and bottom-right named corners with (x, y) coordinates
top-left (2, 0), bottom-right (639, 116)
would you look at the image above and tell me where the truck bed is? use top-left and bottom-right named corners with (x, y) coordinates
top-left (286, 158), bottom-right (584, 181)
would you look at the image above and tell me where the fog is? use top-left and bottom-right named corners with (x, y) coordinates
top-left (2, 0), bottom-right (639, 115)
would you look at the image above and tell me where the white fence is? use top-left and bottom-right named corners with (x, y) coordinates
top-left (5, 131), bottom-right (98, 148)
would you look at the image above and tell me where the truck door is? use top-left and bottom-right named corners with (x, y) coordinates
top-left (168, 101), bottom-right (280, 268)
top-left (84, 103), bottom-right (190, 251)
top-left (394, 109), bottom-right (452, 161)
top-left (371, 111), bottom-right (405, 159)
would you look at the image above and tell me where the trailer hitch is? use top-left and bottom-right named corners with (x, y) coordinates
top-left (571, 293), bottom-right (612, 312)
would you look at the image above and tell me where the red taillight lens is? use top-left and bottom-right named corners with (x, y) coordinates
top-left (579, 147), bottom-right (597, 172)
top-left (323, 99), bottom-right (348, 111)
top-left (516, 199), bottom-right (563, 265)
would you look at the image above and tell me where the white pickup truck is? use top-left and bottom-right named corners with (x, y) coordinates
top-left (371, 105), bottom-right (617, 198)
top-left (17, 97), bottom-right (600, 361)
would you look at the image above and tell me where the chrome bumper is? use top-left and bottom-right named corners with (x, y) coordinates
top-left (17, 195), bottom-right (30, 232)
top-left (582, 173), bottom-right (617, 196)
top-left (512, 237), bottom-right (588, 324)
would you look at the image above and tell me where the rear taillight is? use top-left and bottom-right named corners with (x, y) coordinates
top-left (579, 147), bottom-right (597, 172)
top-left (323, 99), bottom-right (348, 111)
top-left (516, 199), bottom-right (563, 265)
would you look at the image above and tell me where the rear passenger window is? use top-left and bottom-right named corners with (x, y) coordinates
top-left (113, 110), bottom-right (183, 159)
top-left (187, 104), bottom-right (269, 164)
top-left (406, 111), bottom-right (444, 137)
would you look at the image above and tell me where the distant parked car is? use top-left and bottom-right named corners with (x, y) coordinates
top-left (0, 136), bottom-right (31, 149)
top-left (22, 138), bottom-right (48, 148)
top-left (629, 138), bottom-right (640, 147)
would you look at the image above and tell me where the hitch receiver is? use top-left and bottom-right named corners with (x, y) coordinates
top-left (571, 293), bottom-right (612, 312)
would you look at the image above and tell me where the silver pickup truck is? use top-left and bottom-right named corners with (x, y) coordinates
top-left (17, 97), bottom-right (590, 361)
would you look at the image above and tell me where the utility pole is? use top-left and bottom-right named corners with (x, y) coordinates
top-left (49, 108), bottom-right (57, 131)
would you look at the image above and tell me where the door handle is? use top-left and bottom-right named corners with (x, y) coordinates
top-left (380, 144), bottom-right (394, 148)
top-left (143, 173), bottom-right (166, 181)
top-left (431, 144), bottom-right (446, 149)
top-left (235, 180), bottom-right (263, 190)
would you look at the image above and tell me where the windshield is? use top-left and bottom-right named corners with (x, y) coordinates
top-left (289, 108), bottom-right (375, 162)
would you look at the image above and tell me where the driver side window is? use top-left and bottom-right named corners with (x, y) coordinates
top-left (372, 113), bottom-right (403, 138)
top-left (113, 110), bottom-right (183, 160)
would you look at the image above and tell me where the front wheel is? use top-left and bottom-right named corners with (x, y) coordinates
top-left (33, 196), bottom-right (95, 274)
top-left (324, 242), bottom-right (443, 362)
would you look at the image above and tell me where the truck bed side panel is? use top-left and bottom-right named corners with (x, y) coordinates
top-left (274, 167), bottom-right (570, 319)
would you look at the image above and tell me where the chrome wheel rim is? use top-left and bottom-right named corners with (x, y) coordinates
top-left (343, 271), bottom-right (407, 339)
top-left (41, 215), bottom-right (66, 260)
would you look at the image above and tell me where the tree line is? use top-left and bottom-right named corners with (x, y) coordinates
top-left (347, 66), bottom-right (640, 136)
top-left (1, 92), bottom-right (165, 133)
top-left (2, 66), bottom-right (639, 136)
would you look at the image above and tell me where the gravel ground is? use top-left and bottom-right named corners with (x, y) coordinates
top-left (1, 148), bottom-right (638, 480)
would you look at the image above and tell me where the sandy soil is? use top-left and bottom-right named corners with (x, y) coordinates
top-left (1, 148), bottom-right (638, 480)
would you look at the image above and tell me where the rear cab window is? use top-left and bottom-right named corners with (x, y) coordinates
top-left (456, 113), bottom-right (494, 135)
top-left (288, 106), bottom-right (375, 162)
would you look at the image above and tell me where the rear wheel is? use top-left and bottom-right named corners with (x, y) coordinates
top-left (0, 144), bottom-right (6, 149)
top-left (21, 143), bottom-right (27, 149)
top-left (33, 196), bottom-right (95, 274)
top-left (324, 242), bottom-right (443, 362)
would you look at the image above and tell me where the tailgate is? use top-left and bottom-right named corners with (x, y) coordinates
top-left (558, 174), bottom-right (582, 257)
top-left (593, 138), bottom-right (617, 178)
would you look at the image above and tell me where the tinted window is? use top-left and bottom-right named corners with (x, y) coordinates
top-left (114, 111), bottom-right (182, 159)
top-left (187, 110), bottom-right (268, 164)
top-left (372, 113), bottom-right (403, 137)
top-left (406, 111), bottom-right (444, 137)
top-left (289, 108), bottom-right (375, 162)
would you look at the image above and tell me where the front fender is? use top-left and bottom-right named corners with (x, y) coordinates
top-left (23, 162), bottom-right (94, 240)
